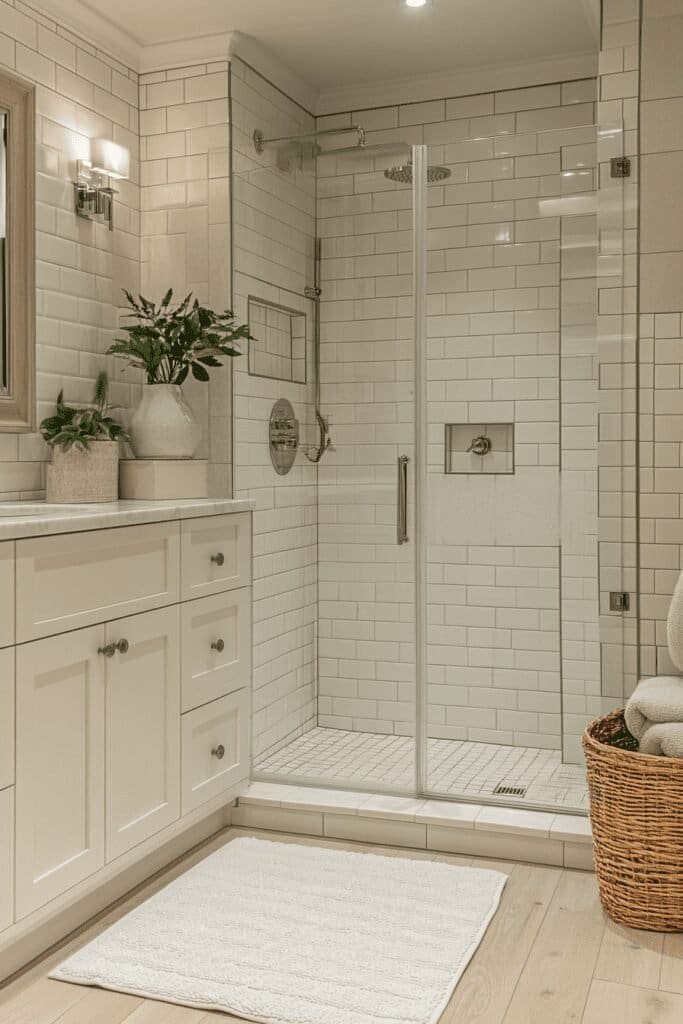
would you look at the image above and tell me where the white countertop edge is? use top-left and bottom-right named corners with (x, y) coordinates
top-left (0, 498), bottom-right (255, 541)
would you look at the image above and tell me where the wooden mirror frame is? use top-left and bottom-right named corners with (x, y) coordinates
top-left (0, 69), bottom-right (35, 433)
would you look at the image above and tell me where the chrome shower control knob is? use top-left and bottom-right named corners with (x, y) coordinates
top-left (211, 744), bottom-right (225, 760)
top-left (210, 552), bottom-right (225, 566)
top-left (211, 639), bottom-right (225, 653)
top-left (467, 435), bottom-right (492, 456)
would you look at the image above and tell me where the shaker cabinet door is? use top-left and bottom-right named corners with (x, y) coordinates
top-left (105, 606), bottom-right (181, 861)
top-left (15, 627), bottom-right (105, 918)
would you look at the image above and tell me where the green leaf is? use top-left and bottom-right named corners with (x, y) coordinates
top-left (190, 361), bottom-right (210, 382)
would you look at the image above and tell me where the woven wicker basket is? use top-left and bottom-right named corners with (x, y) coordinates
top-left (583, 709), bottom-right (683, 931)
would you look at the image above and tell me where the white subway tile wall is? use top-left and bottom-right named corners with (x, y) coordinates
top-left (0, 0), bottom-right (140, 497)
top-left (637, 0), bottom-right (683, 685)
top-left (139, 60), bottom-right (232, 493)
top-left (597, 0), bottom-right (640, 710)
top-left (230, 59), bottom-right (318, 760)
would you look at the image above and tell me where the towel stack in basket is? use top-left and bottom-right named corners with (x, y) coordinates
top-left (625, 575), bottom-right (683, 757)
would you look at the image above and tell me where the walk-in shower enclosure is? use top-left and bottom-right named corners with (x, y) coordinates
top-left (230, 65), bottom-right (630, 815)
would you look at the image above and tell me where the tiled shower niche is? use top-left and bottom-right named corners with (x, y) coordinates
top-left (445, 423), bottom-right (514, 474)
top-left (248, 296), bottom-right (307, 384)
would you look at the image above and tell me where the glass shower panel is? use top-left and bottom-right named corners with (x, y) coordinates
top-left (421, 120), bottom-right (626, 812)
top-left (311, 143), bottom-right (418, 792)
top-left (228, 103), bottom-right (320, 782)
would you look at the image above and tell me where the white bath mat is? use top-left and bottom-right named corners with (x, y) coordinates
top-left (51, 836), bottom-right (507, 1024)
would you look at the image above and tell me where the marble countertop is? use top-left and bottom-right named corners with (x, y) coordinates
top-left (0, 498), bottom-right (255, 541)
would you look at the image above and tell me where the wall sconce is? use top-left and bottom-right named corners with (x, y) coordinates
top-left (74, 138), bottom-right (130, 231)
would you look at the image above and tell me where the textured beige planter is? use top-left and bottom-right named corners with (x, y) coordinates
top-left (46, 441), bottom-right (119, 503)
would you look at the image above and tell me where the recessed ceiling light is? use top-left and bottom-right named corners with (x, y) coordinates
top-left (404, 0), bottom-right (430, 8)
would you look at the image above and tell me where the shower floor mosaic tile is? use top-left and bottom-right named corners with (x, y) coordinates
top-left (255, 727), bottom-right (589, 811)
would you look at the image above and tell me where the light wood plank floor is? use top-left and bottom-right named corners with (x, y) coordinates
top-left (1, 826), bottom-right (682, 1024)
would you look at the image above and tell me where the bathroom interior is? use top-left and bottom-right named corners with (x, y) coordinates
top-left (0, 1), bottom-right (682, 1022)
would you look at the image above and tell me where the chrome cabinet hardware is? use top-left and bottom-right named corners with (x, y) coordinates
top-left (397, 454), bottom-right (409, 545)
top-left (211, 639), bottom-right (225, 653)
top-left (211, 744), bottom-right (225, 760)
top-left (210, 552), bottom-right (225, 567)
top-left (467, 435), bottom-right (492, 456)
top-left (98, 638), bottom-right (129, 657)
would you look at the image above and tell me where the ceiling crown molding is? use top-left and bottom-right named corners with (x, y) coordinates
top-left (316, 50), bottom-right (599, 115)
top-left (27, 3), bottom-right (319, 109)
top-left (27, 0), bottom-right (141, 69)
top-left (141, 31), bottom-right (319, 113)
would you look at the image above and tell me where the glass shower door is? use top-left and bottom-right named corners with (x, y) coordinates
top-left (417, 118), bottom-right (628, 812)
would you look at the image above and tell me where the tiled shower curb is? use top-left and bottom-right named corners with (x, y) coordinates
top-left (234, 783), bottom-right (594, 870)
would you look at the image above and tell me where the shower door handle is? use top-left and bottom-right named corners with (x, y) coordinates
top-left (397, 455), bottom-right (409, 545)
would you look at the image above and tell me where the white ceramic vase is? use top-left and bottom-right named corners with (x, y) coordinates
top-left (130, 383), bottom-right (201, 459)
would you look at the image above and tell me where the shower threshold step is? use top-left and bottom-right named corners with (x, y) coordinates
top-left (234, 782), bottom-right (593, 871)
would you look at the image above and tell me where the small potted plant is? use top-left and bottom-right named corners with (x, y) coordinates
top-left (108, 290), bottom-right (250, 459)
top-left (40, 372), bottom-right (129, 503)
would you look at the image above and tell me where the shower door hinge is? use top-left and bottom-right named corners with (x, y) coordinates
top-left (609, 591), bottom-right (631, 612)
top-left (610, 157), bottom-right (631, 178)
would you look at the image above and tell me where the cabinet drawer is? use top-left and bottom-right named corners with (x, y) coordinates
top-left (0, 648), bottom-right (14, 791)
top-left (181, 690), bottom-right (249, 814)
top-left (0, 788), bottom-right (13, 933)
top-left (0, 542), bottom-right (14, 648)
top-left (16, 522), bottom-right (180, 641)
top-left (181, 590), bottom-right (252, 713)
top-left (181, 513), bottom-right (251, 601)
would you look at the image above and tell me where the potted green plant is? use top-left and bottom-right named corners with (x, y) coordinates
top-left (40, 372), bottom-right (129, 503)
top-left (108, 290), bottom-right (250, 459)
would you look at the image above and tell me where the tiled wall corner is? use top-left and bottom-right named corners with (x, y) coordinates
top-left (0, 0), bottom-right (140, 497)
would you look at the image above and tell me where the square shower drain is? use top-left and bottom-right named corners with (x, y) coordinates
top-left (492, 783), bottom-right (527, 798)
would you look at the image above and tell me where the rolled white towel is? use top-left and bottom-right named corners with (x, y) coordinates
top-left (638, 722), bottom-right (683, 758)
top-left (624, 676), bottom-right (683, 740)
top-left (667, 571), bottom-right (683, 670)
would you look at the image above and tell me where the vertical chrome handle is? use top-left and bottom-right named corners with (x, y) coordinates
top-left (397, 454), bottom-right (409, 545)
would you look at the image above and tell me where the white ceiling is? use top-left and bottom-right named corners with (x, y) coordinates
top-left (35, 0), bottom-right (600, 111)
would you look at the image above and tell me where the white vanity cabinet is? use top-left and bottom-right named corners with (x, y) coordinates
top-left (1, 503), bottom-right (252, 962)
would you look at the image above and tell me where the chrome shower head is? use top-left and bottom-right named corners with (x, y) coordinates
top-left (384, 159), bottom-right (451, 184)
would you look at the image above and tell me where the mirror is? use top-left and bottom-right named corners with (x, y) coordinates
top-left (0, 69), bottom-right (34, 433)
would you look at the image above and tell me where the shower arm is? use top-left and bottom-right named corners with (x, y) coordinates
top-left (253, 125), bottom-right (366, 155)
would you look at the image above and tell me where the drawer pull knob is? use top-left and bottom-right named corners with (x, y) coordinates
top-left (211, 638), bottom-right (225, 653)
top-left (115, 639), bottom-right (130, 654)
top-left (98, 643), bottom-right (116, 658)
top-left (211, 744), bottom-right (225, 760)
top-left (210, 552), bottom-right (225, 567)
